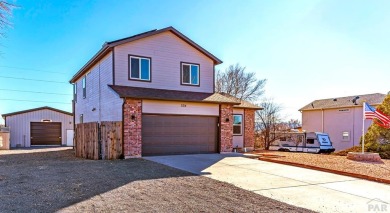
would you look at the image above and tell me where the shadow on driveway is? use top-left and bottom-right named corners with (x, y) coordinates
top-left (0, 148), bottom-right (192, 212)
top-left (0, 148), bottom-right (312, 213)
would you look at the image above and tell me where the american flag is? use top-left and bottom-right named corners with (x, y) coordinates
top-left (376, 109), bottom-right (390, 124)
top-left (364, 102), bottom-right (390, 126)
top-left (364, 103), bottom-right (376, 119)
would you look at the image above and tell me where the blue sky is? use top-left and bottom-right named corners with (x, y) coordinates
top-left (1, 0), bottom-right (389, 124)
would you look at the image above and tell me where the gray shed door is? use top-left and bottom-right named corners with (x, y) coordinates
top-left (142, 115), bottom-right (218, 156)
top-left (31, 122), bottom-right (62, 145)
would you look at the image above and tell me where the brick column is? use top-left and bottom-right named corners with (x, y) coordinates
top-left (123, 98), bottom-right (142, 158)
top-left (220, 104), bottom-right (233, 153)
top-left (244, 109), bottom-right (255, 151)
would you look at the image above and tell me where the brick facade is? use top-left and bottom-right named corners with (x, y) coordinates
top-left (244, 109), bottom-right (255, 151)
top-left (123, 98), bottom-right (142, 158)
top-left (220, 104), bottom-right (233, 152)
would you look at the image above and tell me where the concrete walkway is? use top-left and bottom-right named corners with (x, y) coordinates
top-left (145, 154), bottom-right (390, 213)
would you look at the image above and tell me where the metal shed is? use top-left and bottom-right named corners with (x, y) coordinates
top-left (1, 106), bottom-right (74, 147)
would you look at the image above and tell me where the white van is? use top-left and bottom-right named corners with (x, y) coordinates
top-left (269, 132), bottom-right (335, 153)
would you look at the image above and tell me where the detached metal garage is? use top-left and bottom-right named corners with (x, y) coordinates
top-left (1, 107), bottom-right (74, 147)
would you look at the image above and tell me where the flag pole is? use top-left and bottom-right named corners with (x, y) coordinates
top-left (362, 102), bottom-right (365, 154)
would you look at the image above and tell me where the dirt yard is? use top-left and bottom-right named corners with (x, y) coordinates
top-left (251, 150), bottom-right (390, 183)
top-left (0, 147), bottom-right (312, 213)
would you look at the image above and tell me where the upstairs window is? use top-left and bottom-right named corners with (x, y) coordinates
top-left (82, 76), bottom-right (86, 99)
top-left (233, 114), bottom-right (243, 135)
top-left (181, 62), bottom-right (199, 86)
top-left (73, 83), bottom-right (77, 103)
top-left (129, 55), bottom-right (151, 81)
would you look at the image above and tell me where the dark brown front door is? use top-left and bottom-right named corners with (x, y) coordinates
top-left (142, 115), bottom-right (218, 156)
top-left (30, 122), bottom-right (62, 145)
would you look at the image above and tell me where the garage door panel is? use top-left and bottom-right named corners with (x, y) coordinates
top-left (142, 115), bottom-right (218, 155)
top-left (31, 122), bottom-right (61, 146)
top-left (143, 136), bottom-right (215, 146)
top-left (145, 144), bottom-right (216, 155)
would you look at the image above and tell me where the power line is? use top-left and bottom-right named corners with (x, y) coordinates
top-left (0, 88), bottom-right (72, 96)
top-left (0, 98), bottom-right (71, 104)
top-left (0, 75), bottom-right (69, 84)
top-left (0, 65), bottom-right (68, 75)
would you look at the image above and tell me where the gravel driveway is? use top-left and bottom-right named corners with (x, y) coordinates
top-left (0, 147), bottom-right (312, 213)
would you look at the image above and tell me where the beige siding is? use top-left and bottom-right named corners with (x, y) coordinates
top-left (5, 109), bottom-right (73, 147)
top-left (302, 110), bottom-right (323, 132)
top-left (114, 31), bottom-right (215, 93)
top-left (302, 107), bottom-right (373, 151)
top-left (142, 100), bottom-right (219, 116)
top-left (74, 52), bottom-right (123, 124)
top-left (233, 108), bottom-right (244, 148)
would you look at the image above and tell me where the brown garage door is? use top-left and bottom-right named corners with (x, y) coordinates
top-left (31, 122), bottom-right (62, 145)
top-left (142, 115), bottom-right (218, 156)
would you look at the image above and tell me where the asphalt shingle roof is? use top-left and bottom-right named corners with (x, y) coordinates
top-left (299, 93), bottom-right (386, 111)
top-left (109, 85), bottom-right (262, 109)
top-left (109, 85), bottom-right (239, 104)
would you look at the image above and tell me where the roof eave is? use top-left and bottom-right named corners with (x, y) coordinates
top-left (103, 26), bottom-right (223, 65)
top-left (2, 106), bottom-right (73, 117)
top-left (234, 106), bottom-right (263, 110)
top-left (69, 44), bottom-right (112, 83)
top-left (119, 95), bottom-right (240, 105)
top-left (299, 103), bottom-right (382, 111)
top-left (69, 27), bottom-right (223, 83)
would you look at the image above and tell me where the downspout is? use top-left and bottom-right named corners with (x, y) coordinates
top-left (121, 98), bottom-right (126, 159)
top-left (98, 63), bottom-right (101, 124)
top-left (321, 108), bottom-right (324, 132)
top-left (352, 107), bottom-right (355, 147)
top-left (72, 99), bottom-right (75, 149)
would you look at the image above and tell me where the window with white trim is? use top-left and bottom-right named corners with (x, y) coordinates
top-left (129, 55), bottom-right (151, 81)
top-left (82, 77), bottom-right (86, 99)
top-left (181, 62), bottom-right (199, 86)
top-left (233, 114), bottom-right (243, 135)
top-left (74, 83), bottom-right (77, 103)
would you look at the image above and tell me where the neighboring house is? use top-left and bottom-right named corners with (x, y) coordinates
top-left (69, 26), bottom-right (261, 158)
top-left (299, 93), bottom-right (386, 151)
top-left (1, 106), bottom-right (74, 147)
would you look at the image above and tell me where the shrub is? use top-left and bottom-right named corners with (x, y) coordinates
top-left (332, 146), bottom-right (366, 156)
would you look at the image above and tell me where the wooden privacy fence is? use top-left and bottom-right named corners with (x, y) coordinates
top-left (101, 121), bottom-right (123, 160)
top-left (75, 121), bottom-right (122, 160)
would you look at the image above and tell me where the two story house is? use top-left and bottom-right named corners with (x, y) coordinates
top-left (70, 27), bottom-right (261, 158)
top-left (300, 93), bottom-right (386, 151)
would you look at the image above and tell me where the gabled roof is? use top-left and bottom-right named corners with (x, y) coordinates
top-left (299, 93), bottom-right (386, 111)
top-left (69, 26), bottom-right (223, 83)
top-left (109, 85), bottom-right (240, 105)
top-left (2, 106), bottom-right (72, 118)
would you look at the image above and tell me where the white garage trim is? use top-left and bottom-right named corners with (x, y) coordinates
top-left (142, 100), bottom-right (219, 116)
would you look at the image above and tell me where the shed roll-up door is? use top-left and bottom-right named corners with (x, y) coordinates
top-left (30, 122), bottom-right (62, 145)
top-left (142, 115), bottom-right (218, 156)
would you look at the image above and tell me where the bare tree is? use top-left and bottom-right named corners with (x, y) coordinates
top-left (215, 63), bottom-right (266, 101)
top-left (287, 119), bottom-right (301, 129)
top-left (0, 1), bottom-right (15, 38)
top-left (256, 98), bottom-right (282, 150)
